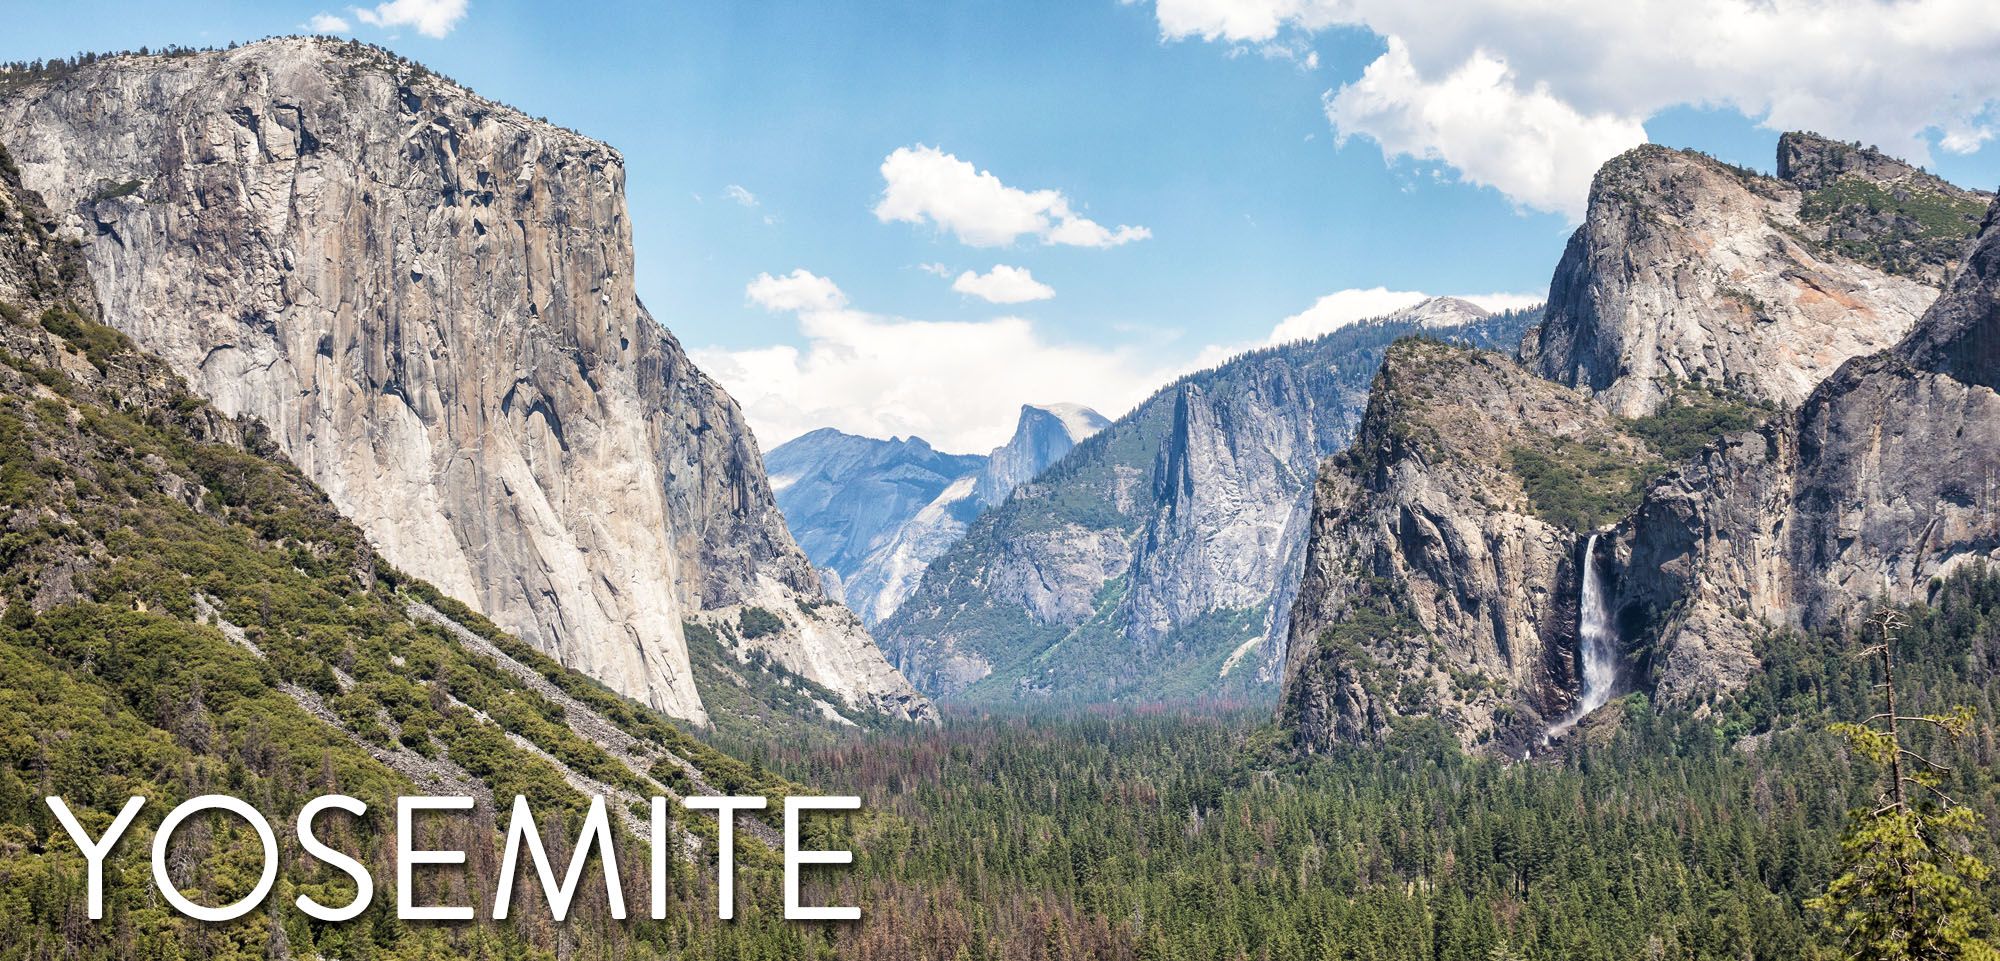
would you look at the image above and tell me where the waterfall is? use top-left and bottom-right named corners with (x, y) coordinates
top-left (1546, 533), bottom-right (1617, 740)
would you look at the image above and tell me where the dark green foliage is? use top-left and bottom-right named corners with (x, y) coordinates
top-left (1798, 175), bottom-right (1990, 279)
top-left (683, 619), bottom-right (896, 757)
top-left (737, 605), bottom-right (785, 639)
top-left (1508, 440), bottom-right (1658, 531)
top-left (1510, 386), bottom-right (1773, 531)
top-left (766, 566), bottom-right (2000, 961)
top-left (86, 178), bottom-right (141, 202)
top-left (35, 303), bottom-right (128, 374)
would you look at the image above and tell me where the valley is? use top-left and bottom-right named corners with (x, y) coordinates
top-left (0, 29), bottom-right (1996, 961)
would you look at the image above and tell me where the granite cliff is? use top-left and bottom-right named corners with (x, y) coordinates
top-left (1523, 134), bottom-right (1985, 416)
top-left (769, 402), bottom-right (1106, 627)
top-left (0, 38), bottom-right (929, 726)
top-left (883, 300), bottom-right (1539, 705)
top-left (1283, 136), bottom-right (1994, 754)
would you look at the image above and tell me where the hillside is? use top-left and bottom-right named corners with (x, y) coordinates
top-left (881, 300), bottom-right (1539, 707)
top-left (0, 140), bottom-right (828, 959)
top-left (0, 37), bottom-right (928, 729)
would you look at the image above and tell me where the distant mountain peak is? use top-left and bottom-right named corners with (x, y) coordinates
top-left (1384, 296), bottom-right (1493, 329)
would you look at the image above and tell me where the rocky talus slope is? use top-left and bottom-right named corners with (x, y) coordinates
top-left (0, 39), bottom-right (928, 726)
top-left (883, 300), bottom-right (1538, 705)
top-left (768, 402), bottom-right (1106, 626)
top-left (1523, 134), bottom-right (1986, 416)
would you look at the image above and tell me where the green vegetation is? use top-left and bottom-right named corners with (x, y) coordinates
top-left (766, 567), bottom-right (2000, 960)
top-left (1508, 438), bottom-right (1659, 531)
top-left (0, 183), bottom-right (824, 956)
top-left (1511, 386), bottom-right (1773, 531)
top-left (1809, 609), bottom-right (1997, 960)
top-left (1798, 175), bottom-right (1989, 279)
top-left (737, 604), bottom-right (785, 639)
top-left (86, 178), bottom-right (141, 202)
top-left (36, 304), bottom-right (130, 374)
top-left (684, 619), bottom-right (897, 756)
top-left (1627, 386), bottom-right (1770, 463)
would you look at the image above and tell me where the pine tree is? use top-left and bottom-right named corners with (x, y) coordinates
top-left (1809, 608), bottom-right (1999, 961)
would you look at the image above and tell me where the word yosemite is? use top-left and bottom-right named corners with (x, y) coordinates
top-left (46, 792), bottom-right (859, 923)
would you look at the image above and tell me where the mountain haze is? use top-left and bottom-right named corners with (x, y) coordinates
top-left (769, 402), bottom-right (1107, 626)
top-left (882, 299), bottom-right (1540, 706)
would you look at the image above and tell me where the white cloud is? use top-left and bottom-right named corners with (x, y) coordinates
top-left (746, 269), bottom-right (848, 313)
top-left (1265, 287), bottom-right (1541, 343)
top-left (724, 184), bottom-right (758, 207)
top-left (874, 145), bottom-right (1151, 248)
top-left (1149, 0), bottom-right (2000, 218)
top-left (699, 271), bottom-right (1168, 452)
top-left (1326, 40), bottom-right (1645, 219)
top-left (308, 12), bottom-right (351, 32)
top-left (351, 0), bottom-right (467, 38)
top-left (952, 265), bottom-right (1057, 304)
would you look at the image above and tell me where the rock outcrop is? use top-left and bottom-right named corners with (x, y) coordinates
top-left (972, 403), bottom-right (1111, 509)
top-left (1523, 136), bottom-right (1983, 416)
top-left (1280, 340), bottom-right (1657, 752)
top-left (884, 299), bottom-right (1538, 705)
top-left (0, 38), bottom-right (929, 726)
top-left (768, 403), bottom-right (1105, 626)
top-left (1283, 136), bottom-right (1995, 754)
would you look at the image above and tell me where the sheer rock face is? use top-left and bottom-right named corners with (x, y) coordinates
top-left (884, 300), bottom-right (1537, 705)
top-left (0, 38), bottom-right (930, 725)
top-left (768, 403), bottom-right (1105, 627)
top-left (767, 429), bottom-right (986, 626)
top-left (1283, 153), bottom-right (2000, 753)
top-left (1523, 139), bottom-right (1974, 417)
top-left (972, 403), bottom-right (1110, 509)
top-left (1280, 341), bottom-right (1638, 753)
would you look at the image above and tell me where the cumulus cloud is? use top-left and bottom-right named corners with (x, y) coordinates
top-left (308, 12), bottom-right (351, 32)
top-left (1149, 0), bottom-right (2000, 218)
top-left (746, 269), bottom-right (848, 313)
top-left (698, 271), bottom-right (1167, 452)
top-left (1326, 40), bottom-right (1645, 219)
top-left (351, 0), bottom-right (468, 38)
top-left (951, 265), bottom-right (1056, 304)
top-left (874, 145), bottom-right (1151, 248)
top-left (1264, 287), bottom-right (1541, 343)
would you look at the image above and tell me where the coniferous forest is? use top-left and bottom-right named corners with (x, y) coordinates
top-left (2, 30), bottom-right (1999, 961)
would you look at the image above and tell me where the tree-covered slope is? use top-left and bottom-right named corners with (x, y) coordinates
top-left (0, 142), bottom-right (822, 961)
top-left (880, 302), bottom-right (1539, 708)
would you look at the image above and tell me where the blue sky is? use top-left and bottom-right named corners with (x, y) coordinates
top-left (6, 1), bottom-right (2000, 451)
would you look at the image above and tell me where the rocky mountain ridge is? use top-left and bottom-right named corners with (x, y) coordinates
top-left (1281, 135), bottom-right (1996, 755)
top-left (1523, 134), bottom-right (1986, 417)
top-left (0, 37), bottom-right (929, 727)
top-left (771, 402), bottom-right (1108, 627)
top-left (883, 299), bottom-right (1540, 706)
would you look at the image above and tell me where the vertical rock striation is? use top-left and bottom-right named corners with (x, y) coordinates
top-left (884, 300), bottom-right (1539, 705)
top-left (1284, 135), bottom-right (1994, 753)
top-left (0, 38), bottom-right (929, 725)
